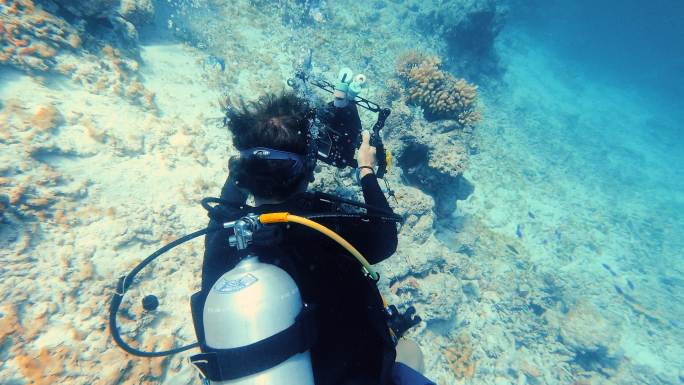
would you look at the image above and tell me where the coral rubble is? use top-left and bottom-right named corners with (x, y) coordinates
top-left (443, 334), bottom-right (476, 380)
top-left (396, 51), bottom-right (481, 126)
top-left (1, 0), bottom-right (156, 109)
top-left (0, 0), bottom-right (81, 72)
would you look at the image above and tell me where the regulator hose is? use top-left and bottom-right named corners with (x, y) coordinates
top-left (109, 226), bottom-right (220, 357)
top-left (259, 212), bottom-right (379, 281)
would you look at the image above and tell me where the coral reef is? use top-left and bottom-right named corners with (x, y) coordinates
top-left (396, 51), bottom-right (481, 126)
top-left (0, 0), bottom-right (82, 72)
top-left (381, 92), bottom-right (475, 217)
top-left (2, 2), bottom-right (677, 385)
top-left (0, 1), bottom-right (156, 109)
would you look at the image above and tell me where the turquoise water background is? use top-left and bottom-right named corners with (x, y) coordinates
top-left (471, 0), bottom-right (684, 379)
top-left (494, 0), bottom-right (684, 295)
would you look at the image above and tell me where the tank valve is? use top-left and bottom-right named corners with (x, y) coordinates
top-left (225, 213), bottom-right (261, 250)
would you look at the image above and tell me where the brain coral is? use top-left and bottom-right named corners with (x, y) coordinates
top-left (396, 51), bottom-right (481, 127)
top-left (0, 0), bottom-right (81, 72)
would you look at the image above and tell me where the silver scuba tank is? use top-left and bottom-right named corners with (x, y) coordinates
top-left (203, 256), bottom-right (315, 385)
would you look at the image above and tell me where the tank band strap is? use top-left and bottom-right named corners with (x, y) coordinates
top-left (190, 303), bottom-right (317, 381)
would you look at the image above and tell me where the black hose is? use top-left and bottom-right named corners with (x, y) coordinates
top-left (108, 225), bottom-right (221, 357)
top-left (306, 213), bottom-right (402, 223)
top-left (311, 191), bottom-right (403, 221)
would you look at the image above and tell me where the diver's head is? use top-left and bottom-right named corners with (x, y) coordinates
top-left (224, 91), bottom-right (313, 203)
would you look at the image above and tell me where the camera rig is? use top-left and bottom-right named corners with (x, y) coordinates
top-left (287, 71), bottom-right (392, 178)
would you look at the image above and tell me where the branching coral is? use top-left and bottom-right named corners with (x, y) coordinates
top-left (396, 51), bottom-right (481, 126)
top-left (0, 0), bottom-right (81, 72)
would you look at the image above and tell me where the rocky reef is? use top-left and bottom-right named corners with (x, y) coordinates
top-left (1, 0), bottom-right (156, 108)
top-left (0, 0), bottom-right (81, 72)
top-left (415, 0), bottom-right (507, 78)
top-left (51, 0), bottom-right (155, 45)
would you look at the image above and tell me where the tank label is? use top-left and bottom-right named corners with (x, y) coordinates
top-left (214, 274), bottom-right (258, 293)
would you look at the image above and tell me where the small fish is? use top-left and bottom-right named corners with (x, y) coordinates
top-left (506, 244), bottom-right (519, 255)
top-left (614, 285), bottom-right (624, 295)
top-left (528, 211), bottom-right (535, 219)
top-left (627, 279), bottom-right (635, 290)
top-left (515, 224), bottom-right (523, 238)
top-left (622, 292), bottom-right (637, 303)
top-left (303, 48), bottom-right (313, 72)
top-left (602, 263), bottom-right (617, 276)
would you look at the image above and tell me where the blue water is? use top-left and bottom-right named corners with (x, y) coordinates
top-left (475, 0), bottom-right (684, 379)
top-left (510, 0), bottom-right (684, 110)
top-left (497, 0), bottom-right (684, 266)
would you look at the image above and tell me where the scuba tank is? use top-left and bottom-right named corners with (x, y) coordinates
top-left (200, 256), bottom-right (314, 384)
top-left (190, 214), bottom-right (317, 384)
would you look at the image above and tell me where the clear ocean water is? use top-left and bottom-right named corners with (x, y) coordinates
top-left (476, 0), bottom-right (684, 380)
top-left (1, 0), bottom-right (683, 384)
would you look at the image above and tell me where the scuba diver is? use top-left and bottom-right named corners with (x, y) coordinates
top-left (108, 67), bottom-right (435, 385)
top-left (196, 89), bottom-right (435, 384)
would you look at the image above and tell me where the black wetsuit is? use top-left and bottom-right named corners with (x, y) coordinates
top-left (201, 173), bottom-right (399, 385)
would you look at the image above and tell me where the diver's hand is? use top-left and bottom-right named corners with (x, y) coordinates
top-left (357, 130), bottom-right (376, 177)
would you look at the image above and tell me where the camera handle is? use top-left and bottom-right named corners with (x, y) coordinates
top-left (370, 108), bottom-right (390, 179)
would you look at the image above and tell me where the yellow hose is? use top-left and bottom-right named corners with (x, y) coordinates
top-left (259, 212), bottom-right (379, 281)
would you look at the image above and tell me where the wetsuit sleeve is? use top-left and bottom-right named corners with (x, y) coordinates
top-left (336, 173), bottom-right (398, 264)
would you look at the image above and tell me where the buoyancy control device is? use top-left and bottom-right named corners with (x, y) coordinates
top-left (108, 195), bottom-right (414, 384)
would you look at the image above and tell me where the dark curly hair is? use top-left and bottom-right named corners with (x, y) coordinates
top-left (223, 92), bottom-right (312, 200)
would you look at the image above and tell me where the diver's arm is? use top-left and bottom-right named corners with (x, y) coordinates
top-left (360, 173), bottom-right (391, 212)
top-left (337, 130), bottom-right (397, 263)
top-left (358, 173), bottom-right (398, 263)
top-left (332, 172), bottom-right (397, 264)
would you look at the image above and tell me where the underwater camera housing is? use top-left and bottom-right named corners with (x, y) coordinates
top-left (287, 66), bottom-right (391, 178)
